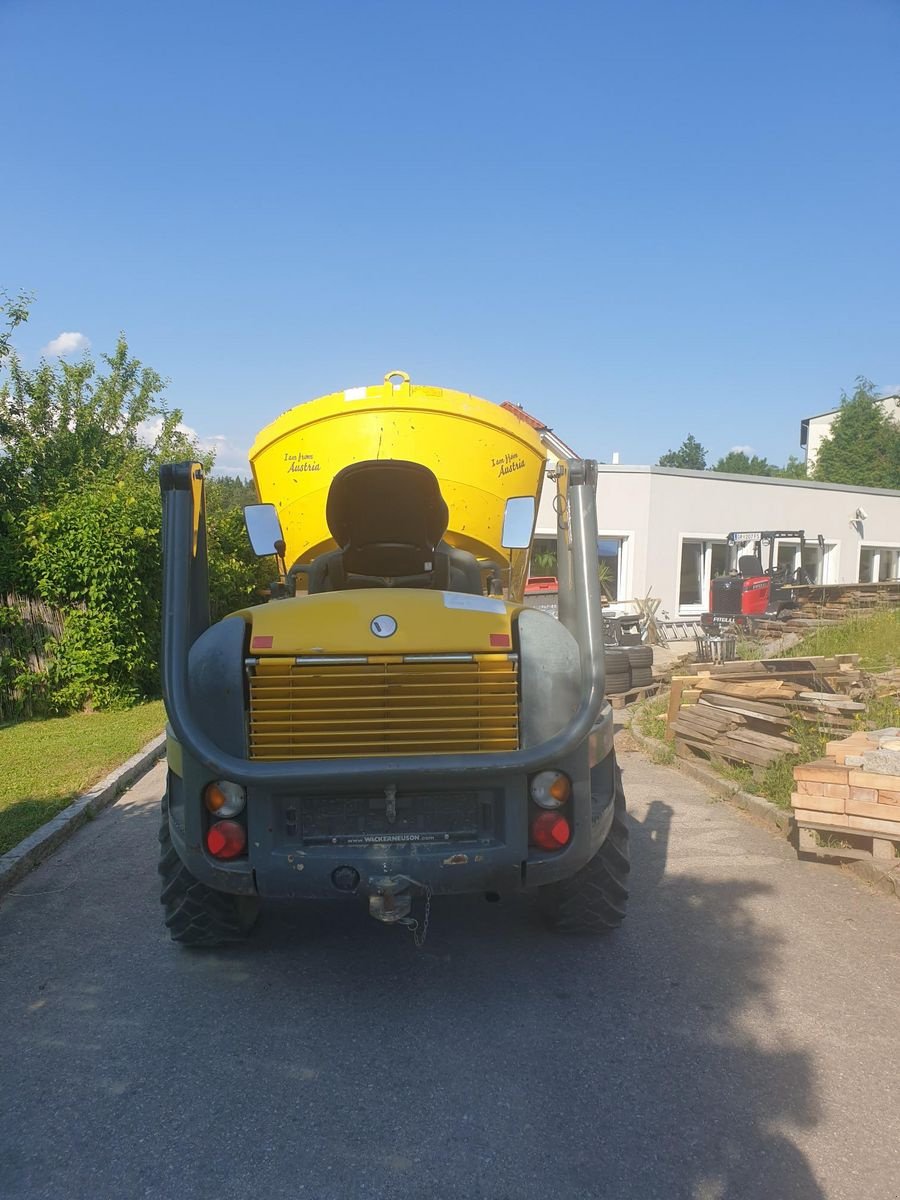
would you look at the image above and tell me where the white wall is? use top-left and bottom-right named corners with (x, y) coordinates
top-left (536, 464), bottom-right (900, 617)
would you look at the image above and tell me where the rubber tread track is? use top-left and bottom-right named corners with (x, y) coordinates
top-left (538, 764), bottom-right (630, 934)
top-left (158, 794), bottom-right (260, 946)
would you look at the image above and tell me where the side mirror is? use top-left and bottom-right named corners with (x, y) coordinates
top-left (501, 496), bottom-right (535, 549)
top-left (244, 503), bottom-right (284, 558)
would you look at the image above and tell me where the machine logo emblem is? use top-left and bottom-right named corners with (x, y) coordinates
top-left (370, 615), bottom-right (397, 638)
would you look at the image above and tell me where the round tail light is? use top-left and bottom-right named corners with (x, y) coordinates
top-left (529, 770), bottom-right (571, 809)
top-left (204, 780), bottom-right (246, 817)
top-left (530, 812), bottom-right (571, 851)
top-left (207, 820), bottom-right (247, 859)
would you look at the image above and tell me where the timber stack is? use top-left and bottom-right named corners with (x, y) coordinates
top-left (792, 580), bottom-right (900, 619)
top-left (666, 656), bottom-right (864, 773)
top-left (792, 729), bottom-right (900, 863)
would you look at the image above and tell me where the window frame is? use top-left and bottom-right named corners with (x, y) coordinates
top-left (676, 533), bottom-right (730, 615)
top-left (857, 542), bottom-right (900, 583)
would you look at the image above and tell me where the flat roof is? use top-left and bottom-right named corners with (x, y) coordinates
top-left (595, 464), bottom-right (900, 499)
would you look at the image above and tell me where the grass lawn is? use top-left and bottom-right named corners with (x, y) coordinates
top-left (784, 607), bottom-right (900, 671)
top-left (0, 701), bottom-right (165, 855)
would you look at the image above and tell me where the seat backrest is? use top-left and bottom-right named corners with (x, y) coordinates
top-left (738, 554), bottom-right (764, 578)
top-left (318, 459), bottom-right (451, 588)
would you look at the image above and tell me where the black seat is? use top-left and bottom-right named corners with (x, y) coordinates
top-left (738, 554), bottom-right (764, 578)
top-left (306, 460), bottom-right (452, 592)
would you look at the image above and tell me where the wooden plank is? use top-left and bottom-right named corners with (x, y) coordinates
top-left (670, 719), bottom-right (718, 743)
top-left (726, 727), bottom-right (798, 754)
top-left (692, 678), bottom-right (805, 699)
top-left (699, 693), bottom-right (792, 717)
top-left (665, 678), bottom-right (687, 741)
top-left (790, 791), bottom-right (846, 815)
top-left (679, 719), bottom-right (746, 743)
top-left (795, 692), bottom-right (865, 710)
top-left (793, 808), bottom-right (850, 827)
top-left (683, 705), bottom-right (743, 730)
top-left (714, 736), bottom-right (783, 767)
top-left (847, 769), bottom-right (900, 791)
top-left (846, 812), bottom-right (900, 837)
top-left (700, 706), bottom-right (794, 735)
top-left (846, 796), bottom-right (900, 822)
top-left (793, 760), bottom-right (850, 784)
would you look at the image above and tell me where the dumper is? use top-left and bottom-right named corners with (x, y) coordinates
top-left (158, 371), bottom-right (629, 945)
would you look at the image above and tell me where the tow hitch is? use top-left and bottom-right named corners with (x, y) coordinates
top-left (368, 875), bottom-right (433, 947)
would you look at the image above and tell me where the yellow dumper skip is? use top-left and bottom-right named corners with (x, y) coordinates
top-left (249, 370), bottom-right (547, 597)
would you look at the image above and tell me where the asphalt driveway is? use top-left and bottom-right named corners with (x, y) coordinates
top-left (1, 734), bottom-right (898, 1200)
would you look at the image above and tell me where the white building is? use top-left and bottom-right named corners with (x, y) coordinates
top-left (800, 394), bottom-right (900, 470)
top-left (533, 465), bottom-right (900, 620)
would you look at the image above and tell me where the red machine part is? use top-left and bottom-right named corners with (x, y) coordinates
top-left (740, 576), bottom-right (771, 615)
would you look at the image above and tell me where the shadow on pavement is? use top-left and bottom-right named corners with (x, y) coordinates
top-left (0, 783), bottom-right (826, 1200)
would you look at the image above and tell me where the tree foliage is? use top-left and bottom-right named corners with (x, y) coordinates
top-left (657, 434), bottom-right (707, 470)
top-left (711, 450), bottom-right (775, 476)
top-left (1, 293), bottom-right (263, 712)
top-left (773, 455), bottom-right (807, 480)
top-left (206, 476), bottom-right (270, 622)
top-left (813, 378), bottom-right (900, 490)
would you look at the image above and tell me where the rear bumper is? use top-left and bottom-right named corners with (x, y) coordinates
top-left (165, 722), bottom-right (617, 901)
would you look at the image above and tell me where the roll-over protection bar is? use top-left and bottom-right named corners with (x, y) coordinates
top-left (159, 458), bottom-right (606, 787)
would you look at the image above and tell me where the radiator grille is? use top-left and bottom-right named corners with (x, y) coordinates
top-left (248, 655), bottom-right (519, 759)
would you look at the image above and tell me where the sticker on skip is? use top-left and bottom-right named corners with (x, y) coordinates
top-left (443, 593), bottom-right (507, 614)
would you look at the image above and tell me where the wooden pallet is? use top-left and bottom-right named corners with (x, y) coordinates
top-left (608, 681), bottom-right (661, 710)
top-left (795, 817), bottom-right (900, 864)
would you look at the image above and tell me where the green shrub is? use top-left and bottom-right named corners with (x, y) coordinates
top-left (633, 692), bottom-right (669, 741)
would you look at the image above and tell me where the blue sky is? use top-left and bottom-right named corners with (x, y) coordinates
top-left (3, 0), bottom-right (898, 472)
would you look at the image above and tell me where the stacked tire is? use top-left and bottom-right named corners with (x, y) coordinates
top-left (625, 645), bottom-right (654, 689)
top-left (604, 647), bottom-right (632, 695)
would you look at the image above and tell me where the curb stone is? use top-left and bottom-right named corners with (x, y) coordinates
top-left (0, 732), bottom-right (166, 901)
top-left (626, 720), bottom-right (900, 902)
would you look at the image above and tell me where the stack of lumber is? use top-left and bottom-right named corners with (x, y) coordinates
top-left (666, 656), bottom-right (864, 772)
top-left (681, 654), bottom-right (863, 686)
top-left (792, 581), bottom-right (900, 618)
top-left (792, 730), bottom-right (900, 859)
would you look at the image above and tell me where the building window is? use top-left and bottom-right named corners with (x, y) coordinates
top-left (775, 539), bottom-right (836, 584)
top-left (597, 537), bottom-right (625, 601)
top-left (859, 546), bottom-right (900, 582)
top-left (528, 532), bottom-right (628, 597)
top-left (679, 539), bottom-right (728, 612)
top-left (529, 535), bottom-right (629, 602)
top-left (530, 538), bottom-right (558, 576)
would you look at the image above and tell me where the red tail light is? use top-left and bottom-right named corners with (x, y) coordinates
top-left (206, 820), bottom-right (247, 859)
top-left (530, 812), bottom-right (571, 851)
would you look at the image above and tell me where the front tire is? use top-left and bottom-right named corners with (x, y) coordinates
top-left (158, 793), bottom-right (260, 947)
top-left (538, 764), bottom-right (630, 934)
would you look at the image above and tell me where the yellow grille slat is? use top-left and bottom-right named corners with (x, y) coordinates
top-left (248, 655), bottom-right (519, 759)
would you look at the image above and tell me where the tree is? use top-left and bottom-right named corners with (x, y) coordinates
top-left (206, 476), bottom-right (271, 621)
top-left (813, 378), bottom-right (900, 490)
top-left (773, 455), bottom-right (807, 480)
top-left (657, 434), bottom-right (707, 470)
top-left (711, 450), bottom-right (775, 476)
top-left (0, 292), bottom-right (266, 710)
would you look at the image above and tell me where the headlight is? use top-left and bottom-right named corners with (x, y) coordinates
top-left (529, 770), bottom-right (571, 809)
top-left (203, 780), bottom-right (246, 818)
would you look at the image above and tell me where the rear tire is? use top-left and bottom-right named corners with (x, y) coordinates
top-left (158, 793), bottom-right (260, 947)
top-left (538, 764), bottom-right (630, 934)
